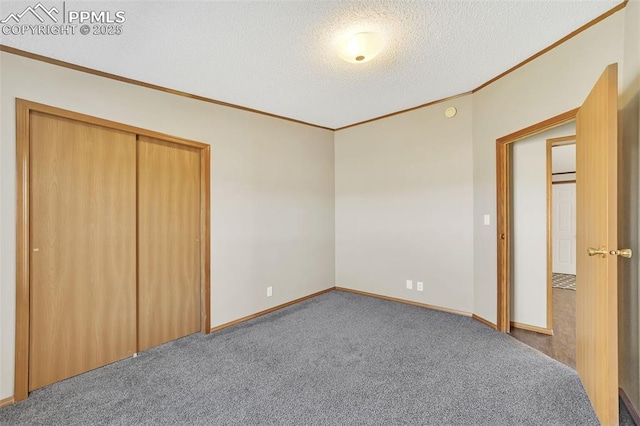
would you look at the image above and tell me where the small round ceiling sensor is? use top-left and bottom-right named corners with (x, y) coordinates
top-left (445, 107), bottom-right (457, 118)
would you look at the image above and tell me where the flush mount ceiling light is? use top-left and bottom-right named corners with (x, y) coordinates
top-left (337, 32), bottom-right (383, 64)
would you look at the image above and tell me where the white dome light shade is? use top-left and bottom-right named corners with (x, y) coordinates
top-left (337, 32), bottom-right (383, 64)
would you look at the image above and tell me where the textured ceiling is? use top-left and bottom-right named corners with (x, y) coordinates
top-left (0, 0), bottom-right (624, 129)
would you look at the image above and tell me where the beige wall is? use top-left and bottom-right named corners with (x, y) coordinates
top-left (471, 10), bottom-right (626, 324)
top-left (335, 95), bottom-right (474, 313)
top-left (620, 0), bottom-right (640, 414)
top-left (511, 131), bottom-right (548, 329)
top-left (334, 8), bottom-right (627, 322)
top-left (0, 52), bottom-right (335, 400)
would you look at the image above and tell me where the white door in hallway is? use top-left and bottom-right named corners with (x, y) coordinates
top-left (552, 183), bottom-right (576, 275)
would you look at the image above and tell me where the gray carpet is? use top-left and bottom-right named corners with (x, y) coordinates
top-left (0, 290), bottom-right (599, 425)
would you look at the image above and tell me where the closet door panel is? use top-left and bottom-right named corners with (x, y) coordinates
top-left (29, 112), bottom-right (137, 391)
top-left (137, 136), bottom-right (201, 351)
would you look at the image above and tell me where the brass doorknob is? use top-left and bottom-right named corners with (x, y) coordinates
top-left (587, 246), bottom-right (608, 258)
top-left (609, 248), bottom-right (633, 258)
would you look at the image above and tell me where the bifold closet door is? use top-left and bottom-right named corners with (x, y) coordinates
top-left (137, 136), bottom-right (201, 351)
top-left (29, 112), bottom-right (137, 391)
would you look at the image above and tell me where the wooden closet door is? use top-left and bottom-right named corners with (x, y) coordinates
top-left (137, 136), bottom-right (201, 351)
top-left (29, 112), bottom-right (137, 391)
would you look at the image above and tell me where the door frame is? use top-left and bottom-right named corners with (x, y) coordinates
top-left (548, 136), bottom-right (577, 280)
top-left (496, 108), bottom-right (578, 332)
top-left (14, 98), bottom-right (211, 401)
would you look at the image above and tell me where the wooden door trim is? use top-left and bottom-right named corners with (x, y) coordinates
top-left (510, 321), bottom-right (554, 336)
top-left (548, 135), bottom-right (577, 145)
top-left (15, 99), bottom-right (31, 402)
top-left (546, 138), bottom-right (553, 331)
top-left (496, 109), bottom-right (578, 332)
top-left (201, 146), bottom-right (211, 334)
top-left (14, 98), bottom-right (212, 402)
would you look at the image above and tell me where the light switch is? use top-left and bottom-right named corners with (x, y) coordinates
top-left (483, 214), bottom-right (491, 226)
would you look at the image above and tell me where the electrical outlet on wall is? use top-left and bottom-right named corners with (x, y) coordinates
top-left (406, 280), bottom-right (413, 290)
top-left (417, 282), bottom-right (424, 292)
top-left (267, 286), bottom-right (273, 297)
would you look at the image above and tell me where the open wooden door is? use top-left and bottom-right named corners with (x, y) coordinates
top-left (576, 63), bottom-right (624, 426)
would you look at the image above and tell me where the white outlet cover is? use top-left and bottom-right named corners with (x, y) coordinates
top-left (267, 286), bottom-right (273, 297)
top-left (406, 280), bottom-right (413, 290)
top-left (483, 214), bottom-right (491, 226)
top-left (417, 282), bottom-right (424, 292)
